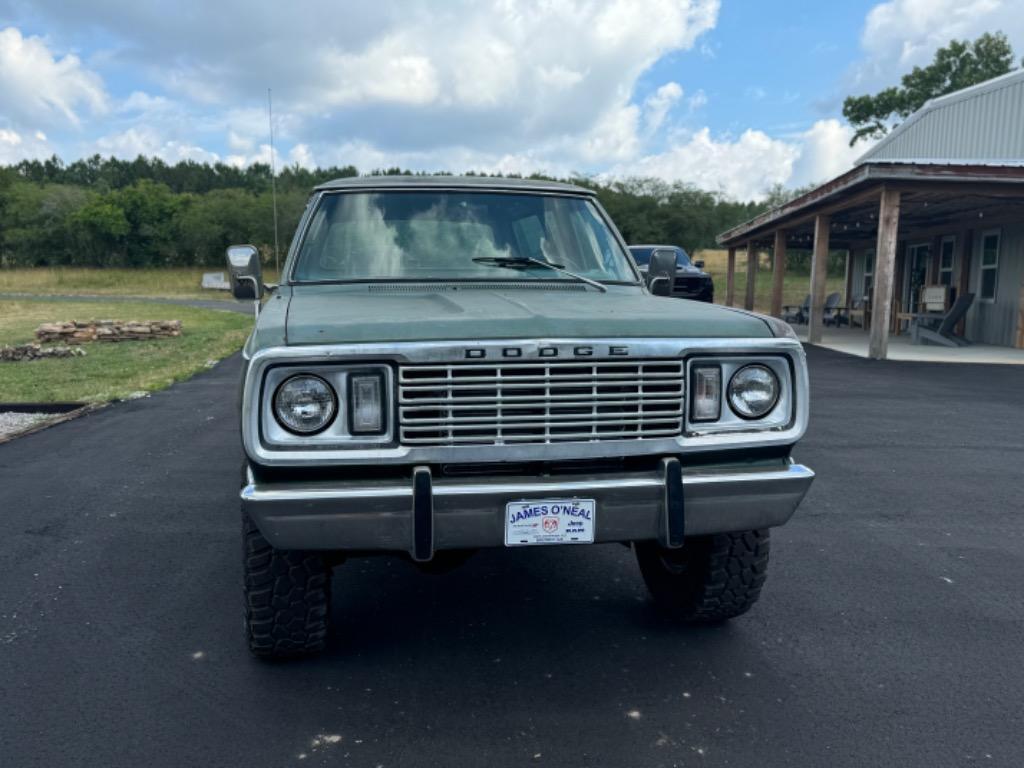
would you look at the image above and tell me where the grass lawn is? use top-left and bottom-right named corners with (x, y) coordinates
top-left (0, 299), bottom-right (251, 403)
top-left (0, 267), bottom-right (281, 301)
top-left (696, 249), bottom-right (846, 314)
top-left (1, 262), bottom-right (843, 314)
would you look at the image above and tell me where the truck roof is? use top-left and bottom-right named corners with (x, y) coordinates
top-left (313, 175), bottom-right (596, 196)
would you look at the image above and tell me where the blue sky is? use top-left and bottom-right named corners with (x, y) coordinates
top-left (639, 1), bottom-right (876, 137)
top-left (0, 0), bottom-right (1021, 200)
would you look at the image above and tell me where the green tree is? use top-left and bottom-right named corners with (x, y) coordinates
top-left (0, 183), bottom-right (90, 266)
top-left (70, 195), bottom-right (130, 264)
top-left (843, 31), bottom-right (1020, 145)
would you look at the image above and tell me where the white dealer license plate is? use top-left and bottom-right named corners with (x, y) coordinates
top-left (504, 499), bottom-right (596, 547)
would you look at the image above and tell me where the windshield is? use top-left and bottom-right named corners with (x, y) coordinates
top-left (629, 246), bottom-right (691, 268)
top-left (291, 191), bottom-right (637, 284)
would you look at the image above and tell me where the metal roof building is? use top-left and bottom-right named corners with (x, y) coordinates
top-left (717, 71), bottom-right (1024, 360)
top-left (856, 69), bottom-right (1024, 166)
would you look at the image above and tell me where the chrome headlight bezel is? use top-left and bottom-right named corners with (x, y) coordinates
top-left (685, 355), bottom-right (793, 435)
top-left (261, 364), bottom-right (394, 448)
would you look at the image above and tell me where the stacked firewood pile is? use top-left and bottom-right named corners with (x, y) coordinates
top-left (0, 344), bottom-right (87, 361)
top-left (35, 320), bottom-right (182, 344)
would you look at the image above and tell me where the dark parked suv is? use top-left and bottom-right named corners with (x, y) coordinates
top-left (630, 245), bottom-right (714, 302)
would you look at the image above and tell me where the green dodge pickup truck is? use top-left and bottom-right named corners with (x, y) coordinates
top-left (227, 176), bottom-right (814, 658)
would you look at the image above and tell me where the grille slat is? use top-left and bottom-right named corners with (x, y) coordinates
top-left (398, 359), bottom-right (684, 447)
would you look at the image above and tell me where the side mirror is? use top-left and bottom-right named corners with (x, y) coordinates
top-left (647, 249), bottom-right (676, 297)
top-left (226, 245), bottom-right (264, 302)
top-left (694, 259), bottom-right (705, 270)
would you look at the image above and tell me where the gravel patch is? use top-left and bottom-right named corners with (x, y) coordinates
top-left (0, 411), bottom-right (50, 438)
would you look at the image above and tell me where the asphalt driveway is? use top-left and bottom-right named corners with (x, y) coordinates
top-left (1, 346), bottom-right (1021, 767)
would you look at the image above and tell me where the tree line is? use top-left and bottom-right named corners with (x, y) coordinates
top-left (0, 155), bottom-right (781, 270)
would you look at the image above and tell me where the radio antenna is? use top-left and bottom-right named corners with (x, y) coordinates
top-left (267, 87), bottom-right (280, 276)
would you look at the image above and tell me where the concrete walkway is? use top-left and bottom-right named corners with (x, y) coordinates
top-left (797, 324), bottom-right (1024, 364)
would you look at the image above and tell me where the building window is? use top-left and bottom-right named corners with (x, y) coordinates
top-left (939, 236), bottom-right (955, 287)
top-left (863, 250), bottom-right (874, 300)
top-left (980, 230), bottom-right (1000, 301)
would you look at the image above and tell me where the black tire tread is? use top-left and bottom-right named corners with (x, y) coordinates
top-left (243, 511), bottom-right (330, 657)
top-left (636, 529), bottom-right (770, 622)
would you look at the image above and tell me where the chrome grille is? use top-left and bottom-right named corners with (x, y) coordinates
top-left (398, 359), bottom-right (684, 446)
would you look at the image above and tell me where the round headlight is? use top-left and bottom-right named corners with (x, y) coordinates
top-left (727, 365), bottom-right (779, 419)
top-left (273, 375), bottom-right (337, 434)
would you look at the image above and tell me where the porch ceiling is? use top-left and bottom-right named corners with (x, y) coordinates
top-left (746, 189), bottom-right (1024, 250)
top-left (717, 163), bottom-right (1024, 250)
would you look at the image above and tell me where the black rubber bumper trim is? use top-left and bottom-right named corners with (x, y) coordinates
top-left (662, 457), bottom-right (685, 548)
top-left (412, 466), bottom-right (434, 561)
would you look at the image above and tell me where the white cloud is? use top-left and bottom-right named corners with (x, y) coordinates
top-left (601, 119), bottom-right (873, 201)
top-left (0, 126), bottom-right (54, 163)
top-left (687, 89), bottom-right (708, 112)
top-left (118, 90), bottom-right (172, 114)
top-left (789, 119), bottom-right (872, 188)
top-left (0, 27), bottom-right (106, 127)
top-left (94, 126), bottom-right (220, 164)
top-left (852, 0), bottom-right (1024, 89)
top-left (227, 130), bottom-right (254, 153)
top-left (288, 143), bottom-right (316, 169)
top-left (13, 0), bottom-right (718, 155)
top-left (578, 103), bottom-right (643, 163)
top-left (610, 128), bottom-right (799, 201)
top-left (224, 143), bottom-right (286, 169)
top-left (320, 34), bottom-right (441, 107)
top-left (643, 82), bottom-right (683, 135)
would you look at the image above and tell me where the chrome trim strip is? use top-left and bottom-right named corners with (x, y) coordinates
top-left (242, 485), bottom-right (411, 501)
top-left (241, 337), bottom-right (808, 466)
top-left (242, 464), bottom-right (815, 503)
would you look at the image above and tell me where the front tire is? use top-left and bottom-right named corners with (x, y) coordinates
top-left (635, 530), bottom-right (770, 621)
top-left (243, 511), bottom-right (332, 658)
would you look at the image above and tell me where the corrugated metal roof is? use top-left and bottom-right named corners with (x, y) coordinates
top-left (856, 69), bottom-right (1024, 165)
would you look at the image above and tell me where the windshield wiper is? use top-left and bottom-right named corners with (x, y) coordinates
top-left (471, 256), bottom-right (608, 293)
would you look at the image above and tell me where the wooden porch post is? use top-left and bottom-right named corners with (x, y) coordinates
top-left (930, 234), bottom-right (942, 285)
top-left (770, 230), bottom-right (787, 318)
top-left (726, 247), bottom-right (737, 307)
top-left (869, 188), bottom-right (901, 360)
top-left (957, 230), bottom-right (972, 294)
top-left (1017, 284), bottom-right (1024, 349)
top-left (843, 249), bottom-right (854, 308)
top-left (956, 229), bottom-right (973, 337)
top-left (744, 241), bottom-right (758, 311)
top-left (808, 215), bottom-right (831, 343)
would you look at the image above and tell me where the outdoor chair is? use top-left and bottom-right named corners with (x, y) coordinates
top-left (834, 296), bottom-right (866, 328)
top-left (782, 294), bottom-right (810, 324)
top-left (822, 292), bottom-right (842, 326)
top-left (911, 293), bottom-right (974, 347)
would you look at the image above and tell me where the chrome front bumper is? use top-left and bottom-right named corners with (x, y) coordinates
top-left (241, 460), bottom-right (814, 559)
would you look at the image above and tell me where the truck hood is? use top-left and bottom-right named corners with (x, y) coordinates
top-left (280, 284), bottom-right (772, 345)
